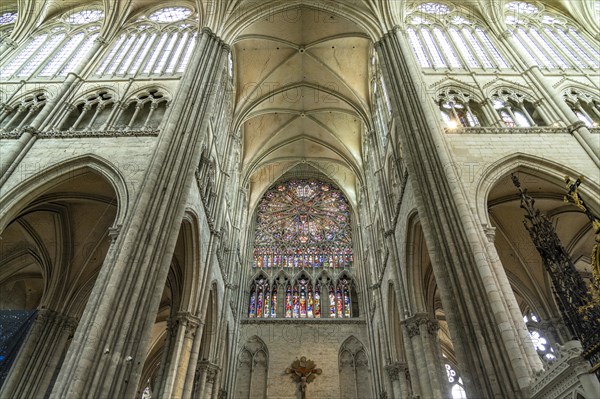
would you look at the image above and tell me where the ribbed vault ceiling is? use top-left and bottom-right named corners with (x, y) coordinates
top-left (233, 6), bottom-right (371, 208)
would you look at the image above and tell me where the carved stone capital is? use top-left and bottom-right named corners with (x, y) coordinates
top-left (482, 224), bottom-right (496, 243)
top-left (403, 313), bottom-right (438, 337)
top-left (385, 362), bottom-right (408, 381)
top-left (567, 120), bottom-right (585, 134)
top-left (108, 225), bottom-right (121, 242)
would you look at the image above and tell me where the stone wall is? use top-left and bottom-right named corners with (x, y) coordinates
top-left (237, 320), bottom-right (371, 399)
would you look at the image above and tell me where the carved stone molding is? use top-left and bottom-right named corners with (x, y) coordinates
top-left (241, 318), bottom-right (367, 325)
top-left (444, 127), bottom-right (568, 135)
top-left (482, 224), bottom-right (496, 243)
top-left (385, 362), bottom-right (409, 381)
top-left (403, 313), bottom-right (438, 337)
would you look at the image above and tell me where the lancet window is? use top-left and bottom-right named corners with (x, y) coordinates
top-left (505, 2), bottom-right (600, 69)
top-left (0, 92), bottom-right (47, 132)
top-left (563, 88), bottom-right (600, 128)
top-left (252, 179), bottom-right (353, 270)
top-left (247, 274), bottom-right (355, 319)
top-left (406, 3), bottom-right (509, 70)
top-left (0, 9), bottom-right (103, 79)
top-left (523, 313), bottom-right (556, 361)
top-left (438, 89), bottom-right (482, 128)
top-left (95, 6), bottom-right (197, 78)
top-left (490, 88), bottom-right (545, 127)
top-left (444, 362), bottom-right (467, 399)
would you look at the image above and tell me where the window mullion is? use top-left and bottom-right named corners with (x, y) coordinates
top-left (109, 34), bottom-right (137, 76)
top-left (129, 32), bottom-right (157, 75)
top-left (543, 27), bottom-right (585, 69)
top-left (515, 27), bottom-right (550, 68)
top-left (445, 26), bottom-right (469, 69)
top-left (458, 28), bottom-right (486, 70)
top-left (95, 34), bottom-right (126, 75)
top-left (117, 33), bottom-right (145, 75)
top-left (529, 27), bottom-right (568, 69)
top-left (143, 32), bottom-right (168, 75)
top-left (418, 28), bottom-right (444, 70)
top-left (430, 27), bottom-right (452, 69)
top-left (465, 27), bottom-right (497, 69)
top-left (568, 28), bottom-right (600, 63)
top-left (1, 35), bottom-right (47, 78)
top-left (26, 33), bottom-right (69, 78)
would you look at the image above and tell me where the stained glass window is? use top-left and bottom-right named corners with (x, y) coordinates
top-left (445, 363), bottom-right (467, 399)
top-left (505, 2), bottom-right (600, 69)
top-left (407, 4), bottom-right (509, 70)
top-left (95, 8), bottom-right (197, 77)
top-left (0, 11), bottom-right (17, 25)
top-left (65, 10), bottom-right (104, 25)
top-left (253, 178), bottom-right (353, 269)
top-left (0, 10), bottom-right (102, 79)
top-left (523, 313), bottom-right (556, 361)
top-left (148, 7), bottom-right (192, 23)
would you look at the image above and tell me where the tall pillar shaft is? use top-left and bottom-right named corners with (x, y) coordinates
top-left (376, 29), bottom-right (530, 397)
top-left (49, 29), bottom-right (230, 399)
top-left (0, 309), bottom-right (77, 399)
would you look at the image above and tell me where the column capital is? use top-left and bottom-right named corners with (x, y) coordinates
top-left (385, 362), bottom-right (409, 381)
top-left (402, 312), bottom-right (438, 336)
top-left (567, 120), bottom-right (586, 134)
top-left (482, 224), bottom-right (496, 243)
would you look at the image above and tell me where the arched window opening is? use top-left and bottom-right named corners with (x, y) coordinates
top-left (406, 3), bottom-right (509, 70)
top-left (491, 89), bottom-right (545, 127)
top-left (444, 362), bottom-right (467, 399)
top-left (563, 89), bottom-right (600, 128)
top-left (0, 92), bottom-right (47, 132)
top-left (0, 8), bottom-right (103, 79)
top-left (95, 7), bottom-right (197, 78)
top-left (248, 274), bottom-right (355, 319)
top-left (339, 337), bottom-right (371, 398)
top-left (59, 91), bottom-right (114, 131)
top-left (523, 312), bottom-right (556, 361)
top-left (438, 89), bottom-right (482, 128)
top-left (115, 89), bottom-right (169, 131)
top-left (505, 2), bottom-right (600, 69)
top-left (0, 10), bottom-right (17, 41)
top-left (141, 382), bottom-right (152, 399)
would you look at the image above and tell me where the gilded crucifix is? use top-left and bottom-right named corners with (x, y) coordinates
top-left (285, 356), bottom-right (322, 399)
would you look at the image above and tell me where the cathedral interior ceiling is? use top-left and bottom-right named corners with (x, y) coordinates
top-left (232, 6), bottom-right (370, 207)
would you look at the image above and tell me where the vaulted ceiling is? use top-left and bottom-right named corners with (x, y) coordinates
top-left (232, 6), bottom-right (372, 208)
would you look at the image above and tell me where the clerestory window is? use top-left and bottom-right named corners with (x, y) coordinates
top-left (505, 2), bottom-right (600, 69)
top-left (0, 9), bottom-right (102, 79)
top-left (95, 6), bottom-right (197, 78)
top-left (406, 3), bottom-right (509, 70)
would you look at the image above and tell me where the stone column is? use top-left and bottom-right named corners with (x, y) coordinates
top-left (159, 312), bottom-right (201, 398)
top-left (385, 362), bottom-right (410, 399)
top-left (49, 29), bottom-right (231, 399)
top-left (401, 314), bottom-right (447, 398)
top-left (194, 361), bottom-right (220, 399)
top-left (376, 29), bottom-right (530, 397)
top-left (153, 318), bottom-right (176, 396)
top-left (0, 309), bottom-right (77, 398)
top-left (482, 224), bottom-right (543, 373)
